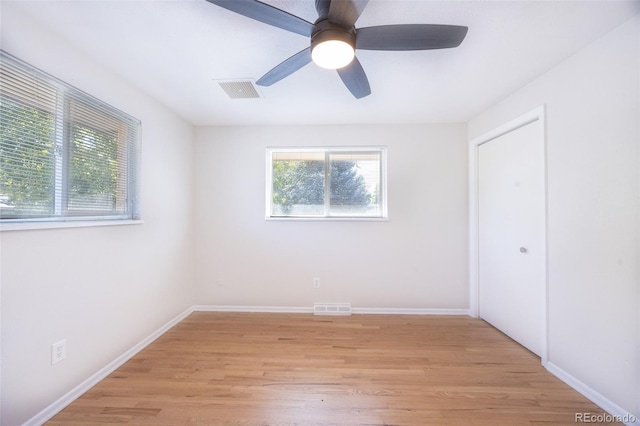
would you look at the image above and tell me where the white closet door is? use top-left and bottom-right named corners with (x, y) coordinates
top-left (478, 120), bottom-right (545, 356)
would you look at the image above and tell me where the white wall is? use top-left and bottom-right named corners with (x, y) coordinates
top-left (4, 1), bottom-right (636, 424)
top-left (0, 4), bottom-right (196, 425)
top-left (469, 15), bottom-right (639, 418)
top-left (194, 124), bottom-right (468, 310)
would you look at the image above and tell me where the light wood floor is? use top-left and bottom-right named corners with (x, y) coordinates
top-left (48, 312), bottom-right (618, 425)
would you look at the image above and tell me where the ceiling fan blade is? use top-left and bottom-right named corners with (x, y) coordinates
top-left (356, 24), bottom-right (468, 50)
top-left (328, 0), bottom-right (369, 28)
top-left (256, 48), bottom-right (312, 86)
top-left (206, 0), bottom-right (314, 37)
top-left (337, 57), bottom-right (371, 99)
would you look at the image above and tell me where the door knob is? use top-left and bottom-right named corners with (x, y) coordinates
top-left (519, 247), bottom-right (528, 254)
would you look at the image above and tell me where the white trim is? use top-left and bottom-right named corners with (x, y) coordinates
top-left (1, 219), bottom-right (144, 232)
top-left (468, 105), bottom-right (549, 366)
top-left (265, 216), bottom-right (389, 222)
top-left (193, 305), bottom-right (470, 316)
top-left (546, 363), bottom-right (639, 426)
top-left (352, 307), bottom-right (470, 316)
top-left (23, 307), bottom-right (194, 426)
top-left (193, 305), bottom-right (313, 314)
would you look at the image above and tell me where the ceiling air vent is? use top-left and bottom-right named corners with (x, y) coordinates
top-left (216, 80), bottom-right (261, 99)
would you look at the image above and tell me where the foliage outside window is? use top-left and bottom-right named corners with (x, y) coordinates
top-left (267, 147), bottom-right (387, 218)
top-left (0, 51), bottom-right (140, 223)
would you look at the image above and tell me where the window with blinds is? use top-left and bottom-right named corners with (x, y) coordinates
top-left (267, 147), bottom-right (387, 218)
top-left (0, 51), bottom-right (140, 223)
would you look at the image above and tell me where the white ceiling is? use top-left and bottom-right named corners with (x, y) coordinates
top-left (6, 0), bottom-right (639, 126)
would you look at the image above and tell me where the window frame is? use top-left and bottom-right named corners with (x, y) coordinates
top-left (0, 50), bottom-right (141, 230)
top-left (265, 146), bottom-right (388, 220)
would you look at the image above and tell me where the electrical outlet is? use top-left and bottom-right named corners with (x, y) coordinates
top-left (313, 277), bottom-right (320, 289)
top-left (52, 339), bottom-right (66, 365)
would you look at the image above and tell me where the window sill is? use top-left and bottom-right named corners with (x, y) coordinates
top-left (265, 216), bottom-right (389, 222)
top-left (0, 219), bottom-right (144, 232)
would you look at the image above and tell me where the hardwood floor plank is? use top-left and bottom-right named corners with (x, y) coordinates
top-left (47, 313), bottom-right (621, 425)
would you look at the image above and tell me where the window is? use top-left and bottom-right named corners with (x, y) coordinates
top-left (0, 51), bottom-right (140, 224)
top-left (267, 147), bottom-right (387, 219)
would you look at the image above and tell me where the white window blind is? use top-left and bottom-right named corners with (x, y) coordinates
top-left (267, 147), bottom-right (387, 219)
top-left (0, 51), bottom-right (140, 222)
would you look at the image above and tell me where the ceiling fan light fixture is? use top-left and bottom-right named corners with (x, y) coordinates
top-left (312, 39), bottom-right (355, 69)
top-left (311, 24), bottom-right (356, 70)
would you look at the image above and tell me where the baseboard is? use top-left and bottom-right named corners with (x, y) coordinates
top-left (193, 305), bottom-right (470, 316)
top-left (192, 304), bottom-right (313, 313)
top-left (352, 307), bottom-right (470, 315)
top-left (24, 306), bottom-right (195, 426)
top-left (546, 362), bottom-right (639, 426)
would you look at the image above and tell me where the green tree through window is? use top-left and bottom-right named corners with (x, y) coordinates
top-left (269, 148), bottom-right (385, 218)
top-left (0, 98), bottom-right (55, 217)
top-left (69, 124), bottom-right (119, 212)
top-left (0, 51), bottom-right (140, 223)
top-left (329, 159), bottom-right (371, 210)
top-left (272, 159), bottom-right (324, 214)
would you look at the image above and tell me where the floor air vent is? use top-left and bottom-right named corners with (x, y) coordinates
top-left (313, 303), bottom-right (352, 316)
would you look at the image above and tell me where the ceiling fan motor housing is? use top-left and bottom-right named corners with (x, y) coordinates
top-left (311, 20), bottom-right (357, 53)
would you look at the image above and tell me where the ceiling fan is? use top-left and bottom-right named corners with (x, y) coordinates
top-left (207, 0), bottom-right (468, 99)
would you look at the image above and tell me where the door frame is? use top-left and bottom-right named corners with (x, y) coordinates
top-left (468, 105), bottom-right (548, 366)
